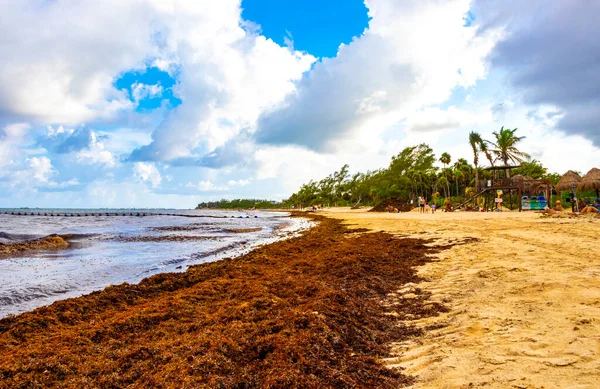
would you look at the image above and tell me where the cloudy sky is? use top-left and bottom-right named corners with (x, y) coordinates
top-left (1, 0), bottom-right (599, 208)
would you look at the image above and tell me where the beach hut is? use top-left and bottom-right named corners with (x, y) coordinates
top-left (578, 168), bottom-right (600, 198)
top-left (555, 170), bottom-right (582, 192)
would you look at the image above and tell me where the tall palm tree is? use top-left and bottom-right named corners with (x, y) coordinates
top-left (440, 152), bottom-right (451, 168)
top-left (437, 176), bottom-right (449, 198)
top-left (480, 140), bottom-right (494, 168)
top-left (440, 153), bottom-right (451, 198)
top-left (453, 169), bottom-right (464, 197)
top-left (488, 127), bottom-right (530, 178)
top-left (469, 131), bottom-right (483, 190)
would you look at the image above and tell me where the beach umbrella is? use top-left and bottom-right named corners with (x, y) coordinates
top-left (555, 170), bottom-right (582, 192)
top-left (578, 167), bottom-right (600, 198)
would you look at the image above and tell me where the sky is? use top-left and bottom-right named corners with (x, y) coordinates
top-left (1, 0), bottom-right (599, 208)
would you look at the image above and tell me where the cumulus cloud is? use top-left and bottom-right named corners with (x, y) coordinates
top-left (473, 0), bottom-right (600, 146)
top-left (131, 83), bottom-right (164, 102)
top-left (0, 0), bottom-right (154, 124)
top-left (127, 2), bottom-right (316, 162)
top-left (185, 178), bottom-right (251, 192)
top-left (254, 0), bottom-right (499, 151)
top-left (38, 126), bottom-right (115, 167)
top-left (27, 157), bottom-right (55, 184)
top-left (133, 162), bottom-right (162, 188)
top-left (39, 126), bottom-right (95, 154)
top-left (0, 123), bottom-right (31, 168)
top-left (405, 106), bottom-right (492, 132)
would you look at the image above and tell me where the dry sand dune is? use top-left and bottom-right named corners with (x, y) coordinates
top-left (322, 208), bottom-right (600, 389)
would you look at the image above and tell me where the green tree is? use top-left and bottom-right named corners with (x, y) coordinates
top-left (440, 152), bottom-right (451, 168)
top-left (512, 159), bottom-right (547, 179)
top-left (439, 152), bottom-right (451, 197)
top-left (469, 131), bottom-right (484, 190)
top-left (488, 127), bottom-right (530, 177)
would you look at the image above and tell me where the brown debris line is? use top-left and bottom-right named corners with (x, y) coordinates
top-left (225, 227), bottom-right (263, 233)
top-left (108, 234), bottom-right (226, 243)
top-left (0, 234), bottom-right (70, 256)
top-left (0, 214), bottom-right (453, 389)
top-left (370, 199), bottom-right (413, 213)
top-left (149, 223), bottom-right (226, 232)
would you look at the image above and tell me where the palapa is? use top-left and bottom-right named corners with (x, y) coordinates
top-left (578, 167), bottom-right (600, 197)
top-left (555, 170), bottom-right (582, 192)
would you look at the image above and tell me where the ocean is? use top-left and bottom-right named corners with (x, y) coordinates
top-left (0, 208), bottom-right (311, 318)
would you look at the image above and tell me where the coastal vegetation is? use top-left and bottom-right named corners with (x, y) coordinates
top-left (197, 128), bottom-right (594, 211)
top-left (284, 128), bottom-right (584, 209)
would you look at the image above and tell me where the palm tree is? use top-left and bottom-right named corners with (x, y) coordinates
top-left (453, 169), bottom-right (464, 197)
top-left (440, 152), bottom-right (451, 168)
top-left (437, 176), bottom-right (449, 198)
top-left (469, 131), bottom-right (483, 190)
top-left (488, 127), bottom-right (530, 177)
top-left (440, 153), bottom-right (451, 198)
top-left (480, 140), bottom-right (494, 168)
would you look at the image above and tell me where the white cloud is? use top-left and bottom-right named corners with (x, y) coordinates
top-left (0, 123), bottom-right (31, 168)
top-left (0, 1), bottom-right (152, 124)
top-left (185, 179), bottom-right (250, 192)
top-left (27, 156), bottom-right (55, 184)
top-left (186, 180), bottom-right (225, 192)
top-left (128, 2), bottom-right (316, 162)
top-left (131, 83), bottom-right (164, 102)
top-left (228, 179), bottom-right (250, 187)
top-left (405, 106), bottom-right (492, 133)
top-left (255, 0), bottom-right (500, 151)
top-left (133, 162), bottom-right (162, 188)
top-left (75, 132), bottom-right (116, 168)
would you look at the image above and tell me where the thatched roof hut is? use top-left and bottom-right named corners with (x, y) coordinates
top-left (578, 168), bottom-right (600, 197)
top-left (555, 170), bottom-right (582, 192)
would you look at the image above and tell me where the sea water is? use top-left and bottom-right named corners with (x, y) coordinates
top-left (0, 209), bottom-right (311, 318)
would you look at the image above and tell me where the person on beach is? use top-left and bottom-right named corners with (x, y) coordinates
top-left (431, 203), bottom-right (436, 213)
top-left (443, 197), bottom-right (452, 212)
top-left (419, 197), bottom-right (426, 213)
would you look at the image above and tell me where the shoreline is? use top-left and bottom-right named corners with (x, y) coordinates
top-left (0, 213), bottom-right (461, 388)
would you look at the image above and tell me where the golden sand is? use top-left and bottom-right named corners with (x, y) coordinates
top-left (322, 208), bottom-right (600, 389)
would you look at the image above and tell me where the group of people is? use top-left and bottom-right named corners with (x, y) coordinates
top-left (417, 197), bottom-right (436, 213)
top-left (569, 197), bottom-right (600, 213)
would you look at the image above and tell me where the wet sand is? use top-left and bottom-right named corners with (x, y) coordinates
top-left (322, 208), bottom-right (600, 388)
top-left (0, 214), bottom-right (460, 388)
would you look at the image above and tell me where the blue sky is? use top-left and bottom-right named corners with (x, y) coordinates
top-left (242, 0), bottom-right (370, 58)
top-left (0, 0), bottom-right (599, 208)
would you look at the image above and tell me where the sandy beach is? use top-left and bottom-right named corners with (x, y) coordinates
top-left (1, 209), bottom-right (599, 388)
top-left (322, 208), bottom-right (600, 388)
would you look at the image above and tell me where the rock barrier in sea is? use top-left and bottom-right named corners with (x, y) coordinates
top-left (1, 211), bottom-right (260, 218)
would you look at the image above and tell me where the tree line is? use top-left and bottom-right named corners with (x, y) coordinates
top-left (286, 128), bottom-right (561, 208)
top-left (197, 128), bottom-right (570, 210)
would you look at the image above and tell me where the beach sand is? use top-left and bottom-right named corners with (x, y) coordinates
top-left (322, 208), bottom-right (600, 388)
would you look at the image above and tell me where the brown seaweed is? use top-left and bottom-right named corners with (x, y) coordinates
top-left (0, 214), bottom-right (453, 388)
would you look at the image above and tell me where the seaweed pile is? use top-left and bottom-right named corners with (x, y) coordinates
top-left (0, 234), bottom-right (70, 256)
top-left (369, 199), bottom-right (413, 213)
top-left (0, 215), bottom-right (450, 388)
top-left (109, 235), bottom-right (224, 243)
